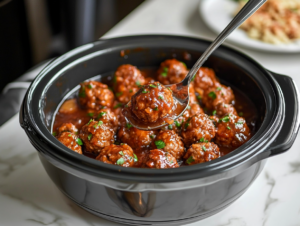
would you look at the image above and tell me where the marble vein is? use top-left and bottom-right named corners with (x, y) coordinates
top-left (0, 152), bottom-right (37, 178)
top-left (289, 161), bottom-right (300, 174)
top-left (3, 192), bottom-right (67, 226)
top-left (263, 172), bottom-right (278, 226)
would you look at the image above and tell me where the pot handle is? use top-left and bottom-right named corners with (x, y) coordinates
top-left (266, 71), bottom-right (300, 156)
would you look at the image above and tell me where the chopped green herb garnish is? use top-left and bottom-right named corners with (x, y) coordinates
top-left (94, 121), bottom-right (103, 128)
top-left (227, 126), bottom-right (231, 130)
top-left (208, 91), bottom-right (217, 100)
top-left (150, 134), bottom-right (155, 139)
top-left (174, 120), bottom-right (181, 128)
top-left (161, 72), bottom-right (168, 78)
top-left (136, 81), bottom-right (141, 86)
top-left (133, 153), bottom-right (138, 162)
top-left (212, 110), bottom-right (217, 116)
top-left (87, 112), bottom-right (94, 117)
top-left (158, 96), bottom-right (164, 100)
top-left (112, 76), bottom-right (117, 84)
top-left (116, 92), bottom-right (123, 97)
top-left (126, 123), bottom-right (133, 129)
top-left (88, 84), bottom-right (93, 89)
top-left (114, 103), bottom-right (123, 109)
top-left (216, 87), bottom-right (222, 91)
top-left (220, 115), bottom-right (230, 123)
top-left (191, 74), bottom-right (196, 82)
top-left (154, 107), bottom-right (159, 111)
top-left (52, 132), bottom-right (57, 136)
top-left (187, 105), bottom-right (191, 110)
top-left (76, 138), bottom-right (83, 145)
top-left (88, 134), bottom-right (93, 140)
top-left (197, 95), bottom-right (202, 100)
top-left (142, 89), bottom-right (148, 94)
top-left (202, 146), bottom-right (207, 152)
top-left (168, 124), bottom-right (173, 130)
top-left (155, 140), bottom-right (166, 149)
top-left (186, 156), bottom-right (195, 165)
top-left (79, 86), bottom-right (86, 98)
top-left (235, 121), bottom-right (244, 125)
top-left (97, 111), bottom-right (107, 119)
top-left (87, 119), bottom-right (93, 125)
top-left (68, 134), bottom-right (72, 137)
top-left (181, 62), bottom-right (187, 68)
top-left (167, 87), bottom-right (172, 92)
top-left (116, 157), bottom-right (125, 165)
top-left (119, 151), bottom-right (124, 156)
top-left (129, 89), bottom-right (133, 93)
top-left (149, 84), bottom-right (157, 88)
top-left (199, 137), bottom-right (208, 143)
top-left (184, 118), bottom-right (191, 129)
top-left (161, 68), bottom-right (168, 77)
top-left (169, 160), bottom-right (173, 164)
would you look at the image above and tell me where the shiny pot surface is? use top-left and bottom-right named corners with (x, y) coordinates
top-left (20, 35), bottom-right (299, 225)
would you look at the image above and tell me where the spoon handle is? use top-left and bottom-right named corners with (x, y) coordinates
top-left (182, 0), bottom-right (267, 86)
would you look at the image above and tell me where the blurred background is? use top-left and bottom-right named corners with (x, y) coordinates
top-left (0, 0), bottom-right (144, 92)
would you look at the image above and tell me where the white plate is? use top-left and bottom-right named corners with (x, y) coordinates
top-left (199, 0), bottom-right (300, 53)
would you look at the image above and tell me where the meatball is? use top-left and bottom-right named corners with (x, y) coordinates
top-left (118, 125), bottom-right (156, 151)
top-left (160, 116), bottom-right (185, 133)
top-left (182, 102), bottom-right (204, 120)
top-left (79, 81), bottom-right (114, 110)
top-left (214, 103), bottom-right (237, 117)
top-left (96, 144), bottom-right (135, 167)
top-left (57, 122), bottom-right (78, 134)
top-left (193, 67), bottom-right (219, 96)
top-left (144, 77), bottom-right (156, 84)
top-left (189, 84), bottom-right (198, 103)
top-left (151, 130), bottom-right (185, 159)
top-left (157, 59), bottom-right (188, 85)
top-left (131, 82), bottom-right (174, 123)
top-left (181, 113), bottom-right (216, 147)
top-left (113, 64), bottom-right (146, 103)
top-left (184, 143), bottom-right (220, 165)
top-left (57, 132), bottom-right (82, 154)
top-left (111, 101), bottom-right (126, 126)
top-left (79, 120), bottom-right (114, 154)
top-left (215, 114), bottom-right (251, 148)
top-left (143, 149), bottom-right (179, 169)
top-left (93, 109), bottom-right (118, 131)
top-left (179, 84), bottom-right (204, 120)
top-left (202, 85), bottom-right (235, 110)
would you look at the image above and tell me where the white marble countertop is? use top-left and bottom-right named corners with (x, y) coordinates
top-left (1, 0), bottom-right (300, 225)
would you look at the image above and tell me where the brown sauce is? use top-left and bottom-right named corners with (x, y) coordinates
top-left (52, 68), bottom-right (258, 165)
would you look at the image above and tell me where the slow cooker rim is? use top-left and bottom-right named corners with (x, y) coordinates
top-left (22, 35), bottom-right (284, 182)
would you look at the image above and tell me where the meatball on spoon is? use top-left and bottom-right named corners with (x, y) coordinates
top-left (124, 0), bottom-right (266, 130)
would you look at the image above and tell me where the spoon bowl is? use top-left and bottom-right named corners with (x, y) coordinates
top-left (122, 83), bottom-right (189, 130)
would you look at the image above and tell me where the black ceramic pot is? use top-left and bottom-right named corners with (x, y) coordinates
top-left (20, 35), bottom-right (300, 226)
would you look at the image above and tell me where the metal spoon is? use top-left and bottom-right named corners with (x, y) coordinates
top-left (125, 0), bottom-right (266, 130)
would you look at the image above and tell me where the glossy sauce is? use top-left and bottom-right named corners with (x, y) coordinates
top-left (53, 68), bottom-right (258, 165)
